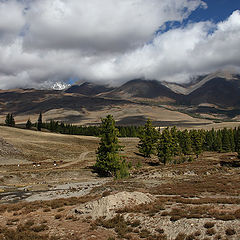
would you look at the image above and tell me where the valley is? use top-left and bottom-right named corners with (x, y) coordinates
top-left (0, 125), bottom-right (240, 239)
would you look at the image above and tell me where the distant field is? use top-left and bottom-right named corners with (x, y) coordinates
top-left (0, 103), bottom-right (212, 126)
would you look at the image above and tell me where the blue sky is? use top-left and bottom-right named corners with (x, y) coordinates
top-left (159, 0), bottom-right (240, 34)
top-left (189, 0), bottom-right (240, 23)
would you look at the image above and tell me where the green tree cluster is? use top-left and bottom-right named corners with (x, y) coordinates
top-left (138, 119), bottom-right (240, 165)
top-left (39, 119), bottom-right (142, 137)
top-left (5, 113), bottom-right (15, 127)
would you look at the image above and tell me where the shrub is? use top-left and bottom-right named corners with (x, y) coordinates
top-left (204, 222), bottom-right (215, 229)
top-left (31, 224), bottom-right (49, 233)
top-left (234, 208), bottom-right (240, 219)
top-left (54, 214), bottom-right (62, 219)
top-left (139, 229), bottom-right (151, 238)
top-left (206, 228), bottom-right (216, 236)
top-left (175, 233), bottom-right (187, 240)
top-left (130, 220), bottom-right (141, 227)
top-left (225, 228), bottom-right (236, 236)
top-left (43, 208), bottom-right (51, 212)
top-left (156, 228), bottom-right (164, 234)
top-left (170, 215), bottom-right (181, 222)
top-left (57, 208), bottom-right (64, 212)
top-left (24, 220), bottom-right (35, 228)
top-left (194, 231), bottom-right (201, 236)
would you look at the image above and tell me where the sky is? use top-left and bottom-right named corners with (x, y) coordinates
top-left (0, 0), bottom-right (239, 89)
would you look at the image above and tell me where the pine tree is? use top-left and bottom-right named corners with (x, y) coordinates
top-left (5, 113), bottom-right (11, 126)
top-left (5, 113), bottom-right (15, 127)
top-left (26, 118), bottom-right (32, 129)
top-left (179, 129), bottom-right (192, 155)
top-left (228, 129), bottom-right (235, 152)
top-left (235, 127), bottom-right (240, 158)
top-left (138, 119), bottom-right (158, 158)
top-left (170, 126), bottom-right (181, 156)
top-left (221, 128), bottom-right (231, 152)
top-left (37, 112), bottom-right (42, 131)
top-left (204, 129), bottom-right (215, 151)
top-left (190, 130), bottom-right (203, 158)
top-left (94, 115), bottom-right (124, 177)
top-left (10, 114), bottom-right (15, 127)
top-left (157, 128), bottom-right (173, 165)
top-left (214, 130), bottom-right (222, 152)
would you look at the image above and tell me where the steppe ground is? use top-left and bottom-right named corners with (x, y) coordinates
top-left (0, 126), bottom-right (240, 240)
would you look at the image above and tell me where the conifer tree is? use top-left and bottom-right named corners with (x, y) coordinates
top-left (94, 115), bottom-right (124, 177)
top-left (214, 130), bottom-right (222, 152)
top-left (170, 126), bottom-right (181, 156)
top-left (179, 129), bottom-right (192, 155)
top-left (157, 128), bottom-right (173, 164)
top-left (37, 112), bottom-right (42, 131)
top-left (190, 130), bottom-right (203, 158)
top-left (5, 113), bottom-right (11, 126)
top-left (10, 114), bottom-right (15, 127)
top-left (5, 113), bottom-right (15, 127)
top-left (138, 119), bottom-right (158, 158)
top-left (26, 118), bottom-right (32, 129)
top-left (204, 128), bottom-right (215, 151)
top-left (228, 129), bottom-right (235, 152)
top-left (221, 128), bottom-right (231, 152)
top-left (235, 127), bottom-right (240, 158)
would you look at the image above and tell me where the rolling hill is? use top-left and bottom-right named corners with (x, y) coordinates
top-left (0, 71), bottom-right (240, 125)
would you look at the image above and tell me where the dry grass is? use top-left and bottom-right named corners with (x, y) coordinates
top-left (0, 195), bottom-right (99, 215)
top-left (0, 222), bottom-right (55, 240)
top-left (0, 128), bottom-right (240, 240)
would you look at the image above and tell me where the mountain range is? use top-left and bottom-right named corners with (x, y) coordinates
top-left (0, 71), bottom-right (240, 126)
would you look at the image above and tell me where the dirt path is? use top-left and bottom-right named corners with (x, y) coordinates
top-left (0, 151), bottom-right (95, 176)
top-left (56, 151), bottom-right (93, 169)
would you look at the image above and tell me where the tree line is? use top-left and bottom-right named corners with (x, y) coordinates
top-left (4, 113), bottom-right (142, 137)
top-left (41, 120), bottom-right (141, 137)
top-left (4, 113), bottom-right (240, 179)
top-left (138, 119), bottom-right (240, 164)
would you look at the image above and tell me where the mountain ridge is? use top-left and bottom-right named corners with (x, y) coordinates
top-left (0, 71), bottom-right (240, 125)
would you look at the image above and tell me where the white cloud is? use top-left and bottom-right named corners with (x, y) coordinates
top-left (23, 0), bottom-right (205, 53)
top-left (0, 0), bottom-right (239, 89)
top-left (0, 0), bottom-right (25, 43)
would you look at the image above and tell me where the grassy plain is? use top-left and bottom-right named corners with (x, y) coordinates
top-left (0, 126), bottom-right (239, 239)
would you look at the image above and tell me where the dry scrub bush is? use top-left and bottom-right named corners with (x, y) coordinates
top-left (139, 229), bottom-right (151, 238)
top-left (204, 222), bottom-right (215, 229)
top-left (94, 214), bottom-right (130, 238)
top-left (31, 224), bottom-right (49, 233)
top-left (0, 224), bottom-right (52, 240)
top-left (214, 235), bottom-right (222, 240)
top-left (175, 233), bottom-right (187, 240)
top-left (54, 214), bottom-right (62, 219)
top-left (206, 228), bottom-right (216, 236)
top-left (117, 199), bottom-right (165, 216)
top-left (225, 228), bottom-right (236, 236)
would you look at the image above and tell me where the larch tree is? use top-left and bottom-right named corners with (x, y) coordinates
top-left (37, 112), bottom-right (42, 131)
top-left (26, 118), bottom-right (32, 129)
top-left (138, 119), bottom-right (158, 158)
top-left (157, 127), bottom-right (173, 165)
top-left (94, 115), bottom-right (126, 177)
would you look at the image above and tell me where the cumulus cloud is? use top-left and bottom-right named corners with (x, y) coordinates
top-left (0, 0), bottom-right (239, 89)
top-left (0, 0), bottom-right (25, 43)
top-left (23, 0), bottom-right (205, 53)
